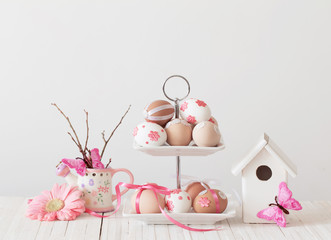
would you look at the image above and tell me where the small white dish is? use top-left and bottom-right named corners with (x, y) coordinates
top-left (122, 194), bottom-right (237, 225)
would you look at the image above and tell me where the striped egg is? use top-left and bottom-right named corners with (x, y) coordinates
top-left (143, 100), bottom-right (174, 127)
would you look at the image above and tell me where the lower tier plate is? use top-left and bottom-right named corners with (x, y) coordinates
top-left (122, 195), bottom-right (237, 225)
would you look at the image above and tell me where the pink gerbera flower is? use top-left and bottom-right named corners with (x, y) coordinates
top-left (26, 183), bottom-right (85, 221)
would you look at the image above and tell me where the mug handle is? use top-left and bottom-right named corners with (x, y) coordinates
top-left (110, 168), bottom-right (134, 201)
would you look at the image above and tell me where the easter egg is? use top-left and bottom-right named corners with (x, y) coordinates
top-left (131, 189), bottom-right (165, 214)
top-left (192, 121), bottom-right (221, 147)
top-left (185, 182), bottom-right (210, 205)
top-left (133, 122), bottom-right (167, 147)
top-left (179, 98), bottom-right (211, 125)
top-left (165, 189), bottom-right (192, 213)
top-left (143, 100), bottom-right (175, 127)
top-left (193, 189), bottom-right (228, 213)
top-left (164, 119), bottom-right (192, 146)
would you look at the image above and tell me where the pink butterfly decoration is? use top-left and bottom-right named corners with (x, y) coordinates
top-left (257, 182), bottom-right (302, 227)
top-left (62, 158), bottom-right (86, 176)
top-left (62, 148), bottom-right (104, 176)
top-left (90, 148), bottom-right (104, 169)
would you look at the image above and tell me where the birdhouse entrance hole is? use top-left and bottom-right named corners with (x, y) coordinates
top-left (256, 165), bottom-right (272, 181)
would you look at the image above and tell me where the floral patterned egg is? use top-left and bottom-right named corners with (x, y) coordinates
top-left (179, 98), bottom-right (212, 125)
top-left (185, 181), bottom-right (210, 206)
top-left (133, 122), bottom-right (167, 147)
top-left (165, 189), bottom-right (192, 213)
top-left (193, 189), bottom-right (228, 214)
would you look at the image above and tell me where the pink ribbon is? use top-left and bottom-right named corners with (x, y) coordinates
top-left (85, 208), bottom-right (107, 218)
top-left (135, 189), bottom-right (143, 214)
top-left (209, 189), bottom-right (221, 213)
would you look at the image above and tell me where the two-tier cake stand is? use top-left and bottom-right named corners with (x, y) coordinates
top-left (126, 75), bottom-right (236, 224)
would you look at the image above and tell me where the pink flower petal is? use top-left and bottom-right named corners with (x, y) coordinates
top-left (26, 184), bottom-right (85, 221)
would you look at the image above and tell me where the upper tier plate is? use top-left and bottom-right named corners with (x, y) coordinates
top-left (133, 141), bottom-right (225, 156)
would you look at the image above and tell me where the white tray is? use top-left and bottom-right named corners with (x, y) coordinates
top-left (122, 195), bottom-right (237, 225)
top-left (133, 141), bottom-right (225, 156)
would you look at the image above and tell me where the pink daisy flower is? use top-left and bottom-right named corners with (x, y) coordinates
top-left (166, 200), bottom-right (174, 212)
top-left (198, 197), bottom-right (211, 208)
top-left (148, 131), bottom-right (160, 141)
top-left (196, 100), bottom-right (206, 107)
top-left (208, 117), bottom-right (215, 124)
top-left (180, 102), bottom-right (188, 111)
top-left (186, 115), bottom-right (196, 124)
top-left (133, 127), bottom-right (138, 136)
top-left (26, 183), bottom-right (85, 221)
top-left (172, 189), bottom-right (181, 194)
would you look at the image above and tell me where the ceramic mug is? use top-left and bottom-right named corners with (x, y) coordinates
top-left (77, 168), bottom-right (134, 212)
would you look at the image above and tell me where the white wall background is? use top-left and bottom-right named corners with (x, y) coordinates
top-left (0, 0), bottom-right (330, 200)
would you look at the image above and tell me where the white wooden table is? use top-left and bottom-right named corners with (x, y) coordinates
top-left (1, 197), bottom-right (331, 240)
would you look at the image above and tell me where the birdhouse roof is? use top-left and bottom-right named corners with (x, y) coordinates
top-left (231, 133), bottom-right (297, 177)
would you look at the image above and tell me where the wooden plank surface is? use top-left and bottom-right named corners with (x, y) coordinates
top-left (1, 198), bottom-right (331, 240)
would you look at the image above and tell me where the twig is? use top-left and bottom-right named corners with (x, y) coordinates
top-left (52, 103), bottom-right (93, 168)
top-left (100, 105), bottom-right (131, 160)
top-left (84, 110), bottom-right (89, 152)
top-left (101, 130), bottom-right (106, 142)
top-left (67, 132), bottom-right (79, 148)
top-left (105, 158), bottom-right (112, 168)
top-left (52, 103), bottom-right (84, 151)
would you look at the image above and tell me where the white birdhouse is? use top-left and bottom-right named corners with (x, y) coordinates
top-left (231, 133), bottom-right (297, 223)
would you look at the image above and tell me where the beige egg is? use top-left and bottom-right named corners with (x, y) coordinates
top-left (164, 119), bottom-right (192, 146)
top-left (131, 189), bottom-right (165, 214)
top-left (185, 182), bottom-right (210, 206)
top-left (143, 100), bottom-right (174, 127)
top-left (192, 121), bottom-right (221, 147)
top-left (193, 189), bottom-right (228, 213)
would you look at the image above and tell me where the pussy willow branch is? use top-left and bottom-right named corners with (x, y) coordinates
top-left (100, 105), bottom-right (131, 160)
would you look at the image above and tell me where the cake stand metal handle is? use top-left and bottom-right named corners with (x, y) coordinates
top-left (162, 75), bottom-right (191, 190)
